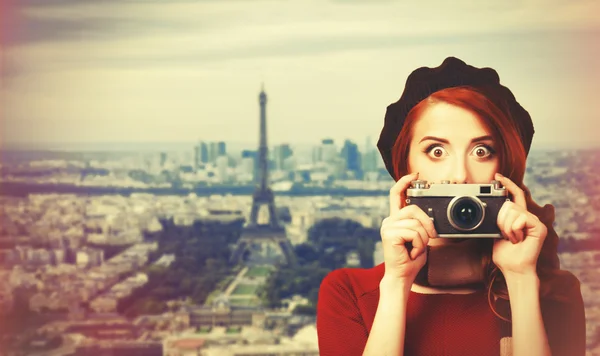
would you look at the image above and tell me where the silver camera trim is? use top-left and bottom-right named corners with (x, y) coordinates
top-left (446, 195), bottom-right (486, 232)
top-left (439, 233), bottom-right (502, 239)
top-left (407, 180), bottom-right (507, 197)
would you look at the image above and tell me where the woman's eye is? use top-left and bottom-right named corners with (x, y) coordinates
top-left (426, 145), bottom-right (447, 158)
top-left (472, 145), bottom-right (494, 158)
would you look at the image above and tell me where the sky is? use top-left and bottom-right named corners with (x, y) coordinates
top-left (1, 0), bottom-right (599, 151)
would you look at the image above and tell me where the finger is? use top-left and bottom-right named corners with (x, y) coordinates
top-left (496, 201), bottom-right (511, 237)
top-left (383, 228), bottom-right (425, 260)
top-left (380, 233), bottom-right (410, 263)
top-left (393, 205), bottom-right (438, 239)
top-left (503, 209), bottom-right (520, 244)
top-left (402, 228), bottom-right (426, 260)
top-left (389, 172), bottom-right (419, 215)
top-left (412, 249), bottom-right (427, 265)
top-left (495, 173), bottom-right (526, 208)
top-left (386, 219), bottom-right (430, 252)
top-left (511, 213), bottom-right (528, 242)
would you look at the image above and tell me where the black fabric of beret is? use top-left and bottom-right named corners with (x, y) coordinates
top-left (376, 56), bottom-right (535, 180)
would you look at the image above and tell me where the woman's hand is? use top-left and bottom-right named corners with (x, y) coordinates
top-left (492, 173), bottom-right (547, 277)
top-left (381, 172), bottom-right (438, 282)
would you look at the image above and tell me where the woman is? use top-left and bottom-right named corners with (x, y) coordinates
top-left (316, 57), bottom-right (586, 356)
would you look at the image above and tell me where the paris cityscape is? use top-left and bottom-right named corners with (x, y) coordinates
top-left (1, 90), bottom-right (599, 356)
top-left (3, 0), bottom-right (599, 353)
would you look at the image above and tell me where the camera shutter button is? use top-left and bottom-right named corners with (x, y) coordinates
top-left (441, 180), bottom-right (450, 184)
top-left (411, 180), bottom-right (428, 189)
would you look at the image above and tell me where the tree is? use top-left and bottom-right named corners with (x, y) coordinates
top-left (294, 243), bottom-right (319, 265)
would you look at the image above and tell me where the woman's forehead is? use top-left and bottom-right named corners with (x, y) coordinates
top-left (412, 103), bottom-right (493, 139)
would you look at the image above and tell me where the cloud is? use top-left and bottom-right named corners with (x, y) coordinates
top-left (2, 0), bottom-right (599, 146)
top-left (3, 0), bottom-right (599, 77)
top-left (8, 0), bottom-right (600, 48)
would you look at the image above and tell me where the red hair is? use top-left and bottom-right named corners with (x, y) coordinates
top-left (390, 86), bottom-right (579, 321)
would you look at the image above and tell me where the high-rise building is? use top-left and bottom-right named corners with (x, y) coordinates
top-left (240, 157), bottom-right (255, 175)
top-left (215, 156), bottom-right (229, 183)
top-left (193, 142), bottom-right (209, 170)
top-left (241, 150), bottom-right (258, 182)
top-left (321, 138), bottom-right (337, 163)
top-left (209, 142), bottom-right (219, 163)
top-left (282, 156), bottom-right (296, 171)
top-left (217, 141), bottom-right (226, 156)
top-left (341, 139), bottom-right (362, 179)
top-left (273, 144), bottom-right (293, 170)
top-left (159, 152), bottom-right (167, 168)
top-left (361, 137), bottom-right (380, 174)
top-left (241, 150), bottom-right (255, 158)
top-left (312, 146), bottom-right (322, 164)
top-left (207, 141), bottom-right (226, 164)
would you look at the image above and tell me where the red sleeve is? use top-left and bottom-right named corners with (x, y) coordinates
top-left (542, 281), bottom-right (587, 356)
top-left (317, 269), bottom-right (369, 356)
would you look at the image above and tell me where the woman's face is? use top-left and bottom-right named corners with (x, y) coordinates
top-left (407, 102), bottom-right (500, 246)
top-left (407, 102), bottom-right (500, 185)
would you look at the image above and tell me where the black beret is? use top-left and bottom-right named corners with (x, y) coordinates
top-left (376, 56), bottom-right (535, 180)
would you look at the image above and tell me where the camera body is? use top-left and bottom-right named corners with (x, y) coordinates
top-left (406, 180), bottom-right (508, 238)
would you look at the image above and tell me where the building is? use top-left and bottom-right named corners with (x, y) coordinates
top-left (0, 283), bottom-right (14, 315)
top-left (208, 141), bottom-right (227, 164)
top-left (361, 137), bottom-right (380, 174)
top-left (186, 295), bottom-right (263, 328)
top-left (74, 340), bottom-right (162, 356)
top-left (215, 156), bottom-right (229, 183)
top-left (341, 139), bottom-right (362, 179)
top-left (312, 146), bottom-right (322, 164)
top-left (241, 150), bottom-right (258, 182)
top-left (194, 142), bottom-right (209, 169)
top-left (160, 152), bottom-right (168, 168)
top-left (201, 343), bottom-right (320, 356)
top-left (218, 141), bottom-right (227, 157)
top-left (320, 139), bottom-right (337, 163)
top-left (273, 144), bottom-right (293, 170)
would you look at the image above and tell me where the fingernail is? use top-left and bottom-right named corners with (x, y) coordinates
top-left (495, 173), bottom-right (504, 179)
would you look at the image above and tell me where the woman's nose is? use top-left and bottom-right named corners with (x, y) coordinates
top-left (449, 161), bottom-right (469, 184)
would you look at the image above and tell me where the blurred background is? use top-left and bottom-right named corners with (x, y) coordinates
top-left (1, 1), bottom-right (599, 355)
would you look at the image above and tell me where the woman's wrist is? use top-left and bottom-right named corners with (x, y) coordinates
top-left (503, 271), bottom-right (540, 288)
top-left (377, 280), bottom-right (411, 318)
top-left (504, 272), bottom-right (541, 303)
top-left (380, 275), bottom-right (413, 299)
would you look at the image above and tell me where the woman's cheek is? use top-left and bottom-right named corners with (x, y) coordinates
top-left (470, 160), bottom-right (499, 182)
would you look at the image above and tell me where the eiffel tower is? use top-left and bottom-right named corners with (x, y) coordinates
top-left (229, 86), bottom-right (296, 266)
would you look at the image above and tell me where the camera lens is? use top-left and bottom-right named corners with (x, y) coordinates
top-left (456, 202), bottom-right (476, 224)
top-left (448, 196), bottom-right (484, 231)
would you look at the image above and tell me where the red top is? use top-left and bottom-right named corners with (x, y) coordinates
top-left (316, 263), bottom-right (586, 356)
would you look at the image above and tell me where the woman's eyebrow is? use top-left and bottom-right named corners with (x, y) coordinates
top-left (418, 135), bottom-right (493, 144)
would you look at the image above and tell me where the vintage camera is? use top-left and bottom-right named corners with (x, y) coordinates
top-left (406, 180), bottom-right (508, 238)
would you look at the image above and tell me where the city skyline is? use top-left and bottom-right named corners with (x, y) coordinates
top-left (3, 137), bottom-right (599, 154)
top-left (2, 1), bottom-right (599, 150)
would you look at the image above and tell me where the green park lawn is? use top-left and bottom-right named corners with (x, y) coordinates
top-left (229, 298), bottom-right (260, 307)
top-left (226, 326), bottom-right (242, 334)
top-left (197, 326), bottom-right (212, 334)
top-left (245, 266), bottom-right (272, 278)
top-left (203, 275), bottom-right (235, 306)
top-left (231, 284), bottom-right (259, 295)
